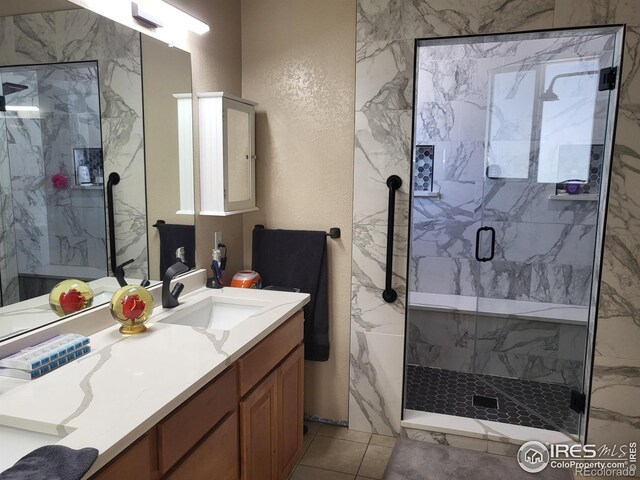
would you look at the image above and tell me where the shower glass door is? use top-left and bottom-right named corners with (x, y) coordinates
top-left (404, 26), bottom-right (623, 441)
top-left (474, 31), bottom-right (620, 437)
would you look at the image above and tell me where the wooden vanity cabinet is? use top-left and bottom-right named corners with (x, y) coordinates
top-left (90, 310), bottom-right (304, 480)
top-left (238, 312), bottom-right (305, 480)
top-left (91, 429), bottom-right (158, 480)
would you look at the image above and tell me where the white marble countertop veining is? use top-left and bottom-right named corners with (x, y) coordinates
top-left (0, 281), bottom-right (309, 477)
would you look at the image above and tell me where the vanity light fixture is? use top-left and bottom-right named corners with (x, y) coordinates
top-left (0, 96), bottom-right (39, 113)
top-left (4, 105), bottom-right (39, 112)
top-left (131, 0), bottom-right (210, 35)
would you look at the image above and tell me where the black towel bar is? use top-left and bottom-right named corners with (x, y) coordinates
top-left (254, 224), bottom-right (341, 239)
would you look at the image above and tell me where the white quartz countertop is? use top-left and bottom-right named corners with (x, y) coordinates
top-left (0, 285), bottom-right (309, 477)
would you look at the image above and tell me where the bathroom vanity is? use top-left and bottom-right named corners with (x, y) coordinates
top-left (0, 270), bottom-right (309, 480)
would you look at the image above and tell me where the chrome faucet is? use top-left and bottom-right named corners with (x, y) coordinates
top-left (162, 261), bottom-right (189, 308)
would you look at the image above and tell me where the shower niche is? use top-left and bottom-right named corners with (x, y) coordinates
top-left (404, 26), bottom-right (624, 442)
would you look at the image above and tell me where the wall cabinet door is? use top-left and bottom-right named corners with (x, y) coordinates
top-left (198, 92), bottom-right (258, 216)
top-left (277, 344), bottom-right (304, 480)
top-left (240, 370), bottom-right (278, 480)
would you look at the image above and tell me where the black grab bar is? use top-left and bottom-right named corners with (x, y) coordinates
top-left (383, 175), bottom-right (402, 303)
top-left (107, 172), bottom-right (120, 275)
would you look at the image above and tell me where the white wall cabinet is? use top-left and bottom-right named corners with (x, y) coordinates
top-left (198, 92), bottom-right (258, 216)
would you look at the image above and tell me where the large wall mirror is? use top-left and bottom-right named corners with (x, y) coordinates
top-left (0, 2), bottom-right (196, 341)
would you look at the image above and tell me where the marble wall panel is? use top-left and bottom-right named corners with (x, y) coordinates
top-left (357, 0), bottom-right (478, 44)
top-left (349, 330), bottom-right (404, 435)
top-left (478, 260), bottom-right (532, 301)
top-left (406, 309), bottom-right (474, 372)
top-left (353, 0), bottom-right (638, 447)
top-left (478, 0), bottom-right (554, 34)
top-left (530, 263), bottom-right (593, 305)
top-left (588, 356), bottom-right (640, 447)
top-left (474, 351), bottom-right (583, 387)
top-left (411, 219), bottom-right (479, 260)
top-left (353, 109), bottom-right (412, 226)
top-left (352, 223), bottom-right (407, 335)
top-left (432, 141), bottom-right (485, 182)
top-left (0, 121), bottom-right (20, 306)
top-left (13, 13), bottom-right (57, 64)
top-left (410, 256), bottom-right (478, 296)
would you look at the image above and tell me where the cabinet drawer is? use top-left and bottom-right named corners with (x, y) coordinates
top-left (158, 365), bottom-right (238, 474)
top-left (166, 411), bottom-right (239, 480)
top-left (91, 430), bottom-right (155, 480)
top-left (238, 311), bottom-right (303, 397)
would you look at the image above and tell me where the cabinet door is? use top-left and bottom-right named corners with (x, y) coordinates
top-left (223, 98), bottom-right (255, 212)
top-left (91, 430), bottom-right (156, 480)
top-left (165, 411), bottom-right (239, 480)
top-left (240, 370), bottom-right (278, 480)
top-left (277, 344), bottom-right (304, 480)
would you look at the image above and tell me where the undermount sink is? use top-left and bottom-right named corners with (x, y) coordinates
top-left (0, 424), bottom-right (66, 472)
top-left (156, 296), bottom-right (266, 331)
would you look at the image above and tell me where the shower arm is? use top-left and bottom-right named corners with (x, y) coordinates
top-left (544, 70), bottom-right (599, 96)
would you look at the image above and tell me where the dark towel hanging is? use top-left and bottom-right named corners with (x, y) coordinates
top-left (154, 221), bottom-right (196, 278)
top-left (0, 445), bottom-right (98, 480)
top-left (252, 227), bottom-right (329, 361)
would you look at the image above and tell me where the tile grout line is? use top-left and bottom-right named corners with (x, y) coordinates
top-left (354, 432), bottom-right (373, 478)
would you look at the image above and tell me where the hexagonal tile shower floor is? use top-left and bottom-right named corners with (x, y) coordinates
top-left (405, 365), bottom-right (579, 435)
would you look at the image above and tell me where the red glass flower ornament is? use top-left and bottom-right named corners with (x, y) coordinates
top-left (58, 288), bottom-right (87, 314)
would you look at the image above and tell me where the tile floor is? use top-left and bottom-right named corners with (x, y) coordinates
top-left (290, 422), bottom-right (396, 480)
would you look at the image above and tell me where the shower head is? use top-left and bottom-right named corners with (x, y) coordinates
top-left (540, 88), bottom-right (559, 102)
top-left (1, 82), bottom-right (28, 95)
top-left (540, 69), bottom-right (599, 102)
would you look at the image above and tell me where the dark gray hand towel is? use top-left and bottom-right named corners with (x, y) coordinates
top-left (154, 221), bottom-right (196, 278)
top-left (0, 445), bottom-right (99, 480)
top-left (252, 227), bottom-right (329, 361)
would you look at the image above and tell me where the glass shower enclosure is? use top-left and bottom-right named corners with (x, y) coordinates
top-left (404, 26), bottom-right (624, 440)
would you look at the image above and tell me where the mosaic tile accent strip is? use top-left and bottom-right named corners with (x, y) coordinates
top-left (414, 145), bottom-right (434, 192)
top-left (405, 365), bottom-right (579, 434)
top-left (555, 144), bottom-right (603, 195)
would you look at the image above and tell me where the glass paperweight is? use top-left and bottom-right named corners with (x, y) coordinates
top-left (49, 279), bottom-right (94, 317)
top-left (110, 285), bottom-right (154, 335)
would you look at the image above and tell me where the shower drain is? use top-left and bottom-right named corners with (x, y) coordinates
top-left (473, 394), bottom-right (499, 409)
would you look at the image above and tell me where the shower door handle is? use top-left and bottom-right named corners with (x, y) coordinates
top-left (475, 226), bottom-right (495, 262)
top-left (383, 175), bottom-right (402, 303)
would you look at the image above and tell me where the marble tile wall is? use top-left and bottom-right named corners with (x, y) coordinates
top-left (0, 117), bottom-right (20, 305)
top-left (351, 0), bottom-right (640, 453)
top-left (39, 64), bottom-right (106, 271)
top-left (407, 309), bottom-right (585, 387)
top-left (0, 10), bottom-right (147, 292)
top-left (410, 34), bottom-right (606, 306)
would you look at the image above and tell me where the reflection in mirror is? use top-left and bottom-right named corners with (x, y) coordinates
top-left (0, 6), bottom-right (195, 342)
top-left (0, 61), bottom-right (106, 303)
top-left (142, 35), bottom-right (195, 282)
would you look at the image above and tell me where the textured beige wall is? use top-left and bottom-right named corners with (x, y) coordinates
top-left (241, 0), bottom-right (356, 422)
